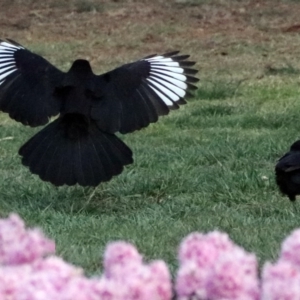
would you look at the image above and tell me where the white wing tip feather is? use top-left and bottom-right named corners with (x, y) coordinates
top-left (0, 39), bottom-right (22, 86)
top-left (143, 53), bottom-right (197, 107)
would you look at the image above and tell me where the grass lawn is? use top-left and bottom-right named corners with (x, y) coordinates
top-left (1, 0), bottom-right (300, 276)
top-left (1, 76), bottom-right (300, 275)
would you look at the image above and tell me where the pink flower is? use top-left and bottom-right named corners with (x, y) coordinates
top-left (176, 232), bottom-right (224, 299)
top-left (64, 277), bottom-right (125, 300)
top-left (261, 260), bottom-right (300, 300)
top-left (178, 232), bottom-right (217, 267)
top-left (176, 231), bottom-right (259, 300)
top-left (103, 241), bottom-right (143, 278)
top-left (175, 261), bottom-right (209, 299)
top-left (0, 264), bottom-right (32, 299)
top-left (122, 267), bottom-right (155, 300)
top-left (120, 262), bottom-right (171, 300)
top-left (204, 231), bottom-right (235, 252)
top-left (205, 248), bottom-right (260, 300)
top-left (178, 231), bottom-right (234, 267)
top-left (280, 228), bottom-right (300, 269)
top-left (0, 260), bottom-right (124, 300)
top-left (31, 256), bottom-right (83, 288)
top-left (103, 241), bottom-right (172, 300)
top-left (0, 214), bottom-right (55, 265)
top-left (106, 259), bottom-right (171, 300)
top-left (147, 261), bottom-right (172, 300)
top-left (0, 255), bottom-right (84, 299)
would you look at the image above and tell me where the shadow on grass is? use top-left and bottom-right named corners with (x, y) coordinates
top-left (1, 177), bottom-right (156, 217)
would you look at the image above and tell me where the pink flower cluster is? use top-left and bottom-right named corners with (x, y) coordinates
top-left (0, 214), bottom-right (171, 300)
top-left (175, 231), bottom-right (260, 300)
top-left (3, 213), bottom-right (300, 300)
top-left (261, 229), bottom-right (300, 299)
top-left (0, 213), bottom-right (55, 265)
top-left (102, 241), bottom-right (172, 300)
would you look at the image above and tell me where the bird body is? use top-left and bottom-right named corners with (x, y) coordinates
top-left (0, 39), bottom-right (198, 186)
top-left (275, 140), bottom-right (300, 201)
top-left (58, 60), bottom-right (95, 116)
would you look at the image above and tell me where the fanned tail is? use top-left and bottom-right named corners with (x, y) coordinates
top-left (19, 114), bottom-right (133, 186)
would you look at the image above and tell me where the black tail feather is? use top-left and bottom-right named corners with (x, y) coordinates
top-left (19, 115), bottom-right (133, 186)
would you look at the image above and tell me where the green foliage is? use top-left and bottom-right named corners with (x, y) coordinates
top-left (1, 78), bottom-right (300, 275)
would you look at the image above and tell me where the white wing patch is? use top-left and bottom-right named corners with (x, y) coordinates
top-left (0, 41), bottom-right (23, 86)
top-left (143, 54), bottom-right (193, 107)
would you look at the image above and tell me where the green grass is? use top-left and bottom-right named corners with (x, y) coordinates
top-left (1, 77), bottom-right (300, 276)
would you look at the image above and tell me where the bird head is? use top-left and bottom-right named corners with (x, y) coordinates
top-left (69, 59), bottom-right (93, 75)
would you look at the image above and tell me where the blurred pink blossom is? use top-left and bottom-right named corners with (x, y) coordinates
top-left (176, 231), bottom-right (259, 300)
top-left (0, 257), bottom-right (82, 300)
top-left (103, 241), bottom-right (143, 279)
top-left (206, 248), bottom-right (260, 300)
top-left (280, 228), bottom-right (300, 269)
top-left (105, 260), bottom-right (171, 300)
top-left (103, 241), bottom-right (172, 300)
top-left (64, 277), bottom-right (125, 300)
top-left (175, 261), bottom-right (209, 300)
top-left (147, 260), bottom-right (172, 300)
top-left (261, 260), bottom-right (300, 300)
top-left (178, 231), bottom-right (234, 267)
top-left (0, 213), bottom-right (55, 265)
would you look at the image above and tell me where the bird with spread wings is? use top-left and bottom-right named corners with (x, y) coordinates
top-left (0, 39), bottom-right (199, 186)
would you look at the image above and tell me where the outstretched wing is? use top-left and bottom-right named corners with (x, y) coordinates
top-left (0, 39), bottom-right (65, 126)
top-left (91, 51), bottom-right (199, 134)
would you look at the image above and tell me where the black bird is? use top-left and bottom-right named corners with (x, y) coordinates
top-left (0, 39), bottom-right (199, 186)
top-left (275, 140), bottom-right (300, 201)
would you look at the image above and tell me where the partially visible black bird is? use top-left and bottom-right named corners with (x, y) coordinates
top-left (0, 39), bottom-right (199, 186)
top-left (275, 140), bottom-right (300, 201)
